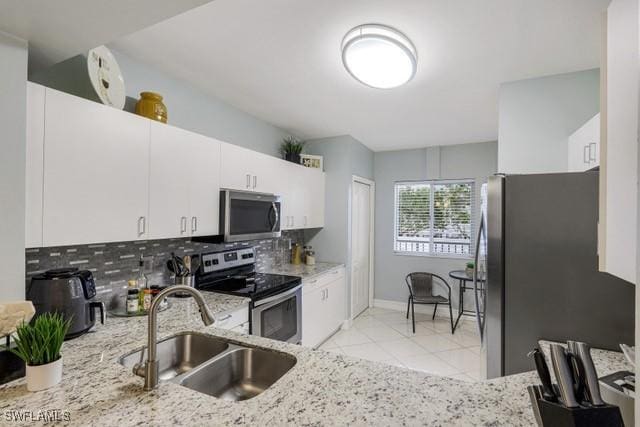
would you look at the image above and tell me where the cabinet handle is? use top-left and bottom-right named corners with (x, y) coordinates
top-left (217, 314), bottom-right (232, 322)
top-left (292, 216), bottom-right (295, 227)
top-left (181, 216), bottom-right (187, 234)
top-left (304, 215), bottom-right (308, 226)
top-left (253, 175), bottom-right (257, 189)
top-left (583, 146), bottom-right (589, 164)
top-left (589, 142), bottom-right (596, 162)
top-left (191, 216), bottom-right (197, 233)
top-left (137, 216), bottom-right (146, 236)
top-left (246, 174), bottom-right (251, 189)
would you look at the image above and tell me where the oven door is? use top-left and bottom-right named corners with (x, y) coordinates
top-left (252, 285), bottom-right (302, 344)
top-left (221, 190), bottom-right (281, 242)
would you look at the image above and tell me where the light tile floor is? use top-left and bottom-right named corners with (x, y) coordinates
top-left (319, 307), bottom-right (482, 382)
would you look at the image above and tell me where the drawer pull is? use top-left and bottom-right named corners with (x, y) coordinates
top-left (217, 314), bottom-right (232, 322)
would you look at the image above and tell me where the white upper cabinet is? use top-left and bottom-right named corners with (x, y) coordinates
top-left (25, 83), bottom-right (45, 248)
top-left (280, 161), bottom-right (325, 230)
top-left (149, 122), bottom-right (191, 239)
top-left (568, 114), bottom-right (600, 172)
top-left (148, 122), bottom-right (221, 239)
top-left (25, 83), bottom-right (325, 246)
top-left (42, 87), bottom-right (151, 246)
top-left (220, 143), bottom-right (258, 192)
top-left (599, 1), bottom-right (638, 284)
top-left (302, 167), bottom-right (325, 229)
top-left (221, 141), bottom-right (326, 230)
top-left (219, 142), bottom-right (281, 193)
top-left (279, 161), bottom-right (304, 230)
top-left (187, 132), bottom-right (221, 237)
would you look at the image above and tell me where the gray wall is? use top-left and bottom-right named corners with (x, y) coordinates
top-left (373, 141), bottom-right (498, 310)
top-left (0, 31), bottom-right (28, 301)
top-left (498, 69), bottom-right (600, 174)
top-left (30, 49), bottom-right (293, 157)
top-left (304, 135), bottom-right (374, 318)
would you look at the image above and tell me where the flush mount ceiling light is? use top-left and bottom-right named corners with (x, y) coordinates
top-left (341, 24), bottom-right (417, 89)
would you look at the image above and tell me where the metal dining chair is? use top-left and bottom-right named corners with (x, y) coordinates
top-left (405, 272), bottom-right (454, 334)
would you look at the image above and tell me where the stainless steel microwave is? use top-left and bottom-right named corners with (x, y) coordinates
top-left (220, 190), bottom-right (281, 242)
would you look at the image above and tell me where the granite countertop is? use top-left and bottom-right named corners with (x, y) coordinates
top-left (485, 340), bottom-right (630, 413)
top-left (0, 290), bottom-right (629, 426)
top-left (262, 262), bottom-right (344, 281)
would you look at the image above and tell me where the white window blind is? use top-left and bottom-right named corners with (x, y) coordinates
top-left (394, 180), bottom-right (474, 256)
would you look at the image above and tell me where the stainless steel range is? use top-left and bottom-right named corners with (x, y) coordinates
top-left (194, 247), bottom-right (302, 344)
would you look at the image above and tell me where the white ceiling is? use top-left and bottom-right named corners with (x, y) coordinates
top-left (112, 0), bottom-right (608, 151)
top-left (0, 0), bottom-right (211, 72)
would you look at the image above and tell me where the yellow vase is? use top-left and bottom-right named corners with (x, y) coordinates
top-left (135, 92), bottom-right (167, 123)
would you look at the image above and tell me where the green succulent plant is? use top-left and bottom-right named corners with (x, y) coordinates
top-left (10, 313), bottom-right (71, 366)
top-left (466, 261), bottom-right (475, 269)
top-left (280, 136), bottom-right (305, 156)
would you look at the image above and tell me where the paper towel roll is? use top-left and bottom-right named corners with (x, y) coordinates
top-left (0, 301), bottom-right (36, 336)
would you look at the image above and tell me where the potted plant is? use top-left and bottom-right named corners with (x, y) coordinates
top-left (465, 262), bottom-right (475, 277)
top-left (10, 313), bottom-right (71, 391)
top-left (280, 136), bottom-right (305, 164)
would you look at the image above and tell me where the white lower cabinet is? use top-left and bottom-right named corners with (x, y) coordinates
top-left (214, 304), bottom-right (250, 334)
top-left (302, 267), bottom-right (346, 348)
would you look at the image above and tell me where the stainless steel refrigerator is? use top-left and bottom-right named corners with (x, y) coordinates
top-left (473, 170), bottom-right (634, 379)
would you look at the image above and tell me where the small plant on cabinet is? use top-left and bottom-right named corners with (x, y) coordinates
top-left (280, 136), bottom-right (305, 164)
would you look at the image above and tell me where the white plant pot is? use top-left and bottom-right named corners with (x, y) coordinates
top-left (26, 357), bottom-right (63, 392)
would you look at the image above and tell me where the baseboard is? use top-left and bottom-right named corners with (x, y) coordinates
top-left (373, 298), bottom-right (456, 320)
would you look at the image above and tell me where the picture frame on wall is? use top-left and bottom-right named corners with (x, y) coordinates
top-left (300, 154), bottom-right (323, 170)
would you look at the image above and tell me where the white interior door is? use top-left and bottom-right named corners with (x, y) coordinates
top-left (351, 179), bottom-right (373, 317)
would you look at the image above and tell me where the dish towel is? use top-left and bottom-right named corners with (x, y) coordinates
top-left (0, 301), bottom-right (35, 337)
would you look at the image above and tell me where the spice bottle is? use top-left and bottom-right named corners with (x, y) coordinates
top-left (127, 289), bottom-right (139, 314)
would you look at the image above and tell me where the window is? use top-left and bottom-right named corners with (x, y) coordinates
top-left (394, 180), bottom-right (474, 256)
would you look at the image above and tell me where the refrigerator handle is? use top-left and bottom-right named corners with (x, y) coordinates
top-left (473, 214), bottom-right (485, 341)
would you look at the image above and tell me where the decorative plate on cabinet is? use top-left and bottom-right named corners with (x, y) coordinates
top-left (86, 45), bottom-right (126, 110)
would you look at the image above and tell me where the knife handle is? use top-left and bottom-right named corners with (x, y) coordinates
top-left (528, 348), bottom-right (557, 402)
top-left (550, 344), bottom-right (580, 408)
top-left (574, 342), bottom-right (606, 406)
top-left (567, 352), bottom-right (586, 403)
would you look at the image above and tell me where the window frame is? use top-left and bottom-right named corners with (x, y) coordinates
top-left (393, 178), bottom-right (475, 259)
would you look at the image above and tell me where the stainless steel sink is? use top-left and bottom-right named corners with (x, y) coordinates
top-left (119, 332), bottom-right (296, 400)
top-left (179, 347), bottom-right (297, 401)
top-left (119, 332), bottom-right (229, 381)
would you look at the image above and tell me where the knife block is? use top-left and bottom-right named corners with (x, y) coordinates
top-left (529, 387), bottom-right (624, 427)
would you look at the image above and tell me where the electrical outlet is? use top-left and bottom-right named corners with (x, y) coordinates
top-left (142, 256), bottom-right (154, 274)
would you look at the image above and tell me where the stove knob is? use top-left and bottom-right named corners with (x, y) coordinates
top-left (204, 260), bottom-right (212, 267)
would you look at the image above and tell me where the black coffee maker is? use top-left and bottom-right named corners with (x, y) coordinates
top-left (27, 268), bottom-right (105, 339)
